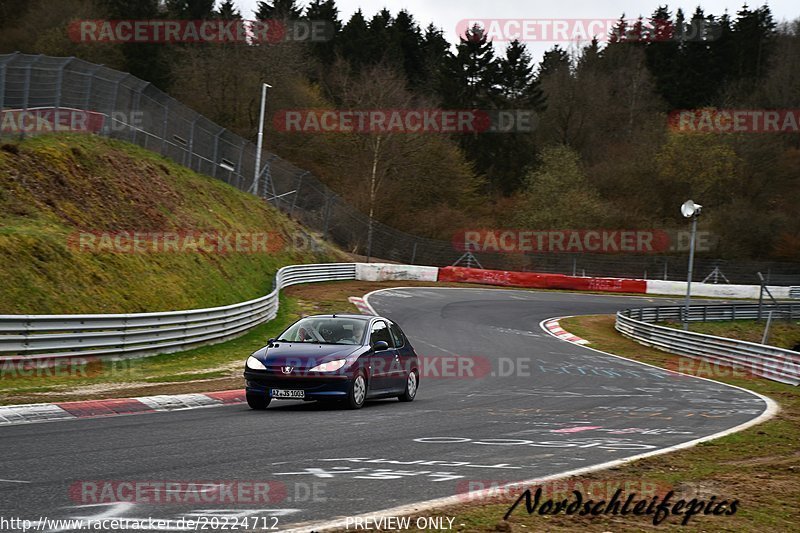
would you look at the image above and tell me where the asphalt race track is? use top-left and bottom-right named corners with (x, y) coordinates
top-left (0, 288), bottom-right (771, 532)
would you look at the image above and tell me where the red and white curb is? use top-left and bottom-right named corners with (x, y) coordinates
top-left (543, 317), bottom-right (590, 345)
top-left (0, 389), bottom-right (246, 426)
top-left (348, 296), bottom-right (376, 315)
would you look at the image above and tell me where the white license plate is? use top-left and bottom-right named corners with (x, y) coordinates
top-left (271, 389), bottom-right (305, 399)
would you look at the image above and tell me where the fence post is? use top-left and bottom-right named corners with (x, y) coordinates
top-left (54, 57), bottom-right (73, 112)
top-left (160, 100), bottom-right (169, 154)
top-left (108, 74), bottom-right (130, 115)
top-left (757, 279), bottom-right (764, 320)
top-left (0, 57), bottom-right (7, 115)
top-left (322, 195), bottom-right (331, 239)
top-left (411, 242), bottom-right (418, 265)
top-left (211, 127), bottom-right (224, 178)
top-left (184, 117), bottom-right (197, 169)
top-left (20, 55), bottom-right (43, 138)
top-left (130, 84), bottom-right (143, 145)
top-left (290, 171), bottom-right (307, 217)
top-left (82, 64), bottom-right (102, 116)
top-left (262, 155), bottom-right (276, 200)
top-left (235, 139), bottom-right (246, 190)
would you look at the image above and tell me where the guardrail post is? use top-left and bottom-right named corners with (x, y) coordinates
top-left (411, 242), bottom-right (418, 265)
top-left (655, 307), bottom-right (659, 323)
top-left (121, 315), bottom-right (127, 351)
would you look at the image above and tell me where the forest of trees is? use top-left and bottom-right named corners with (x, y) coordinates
top-left (1, 0), bottom-right (799, 260)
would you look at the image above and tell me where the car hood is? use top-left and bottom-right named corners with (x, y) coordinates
top-left (252, 342), bottom-right (365, 369)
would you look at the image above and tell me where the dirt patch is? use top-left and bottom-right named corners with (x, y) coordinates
top-left (2, 376), bottom-right (244, 405)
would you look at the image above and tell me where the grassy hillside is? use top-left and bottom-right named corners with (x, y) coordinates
top-left (0, 134), bottom-right (346, 314)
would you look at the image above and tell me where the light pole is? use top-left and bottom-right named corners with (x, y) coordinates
top-left (681, 200), bottom-right (702, 331)
top-left (253, 82), bottom-right (272, 197)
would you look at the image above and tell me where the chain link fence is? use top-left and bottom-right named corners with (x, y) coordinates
top-left (2, 52), bottom-right (799, 285)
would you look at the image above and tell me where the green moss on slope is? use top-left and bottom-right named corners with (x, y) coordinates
top-left (0, 134), bottom-right (345, 313)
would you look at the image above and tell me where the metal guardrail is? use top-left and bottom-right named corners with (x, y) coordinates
top-left (623, 303), bottom-right (799, 323)
top-left (0, 263), bottom-right (357, 361)
top-left (616, 304), bottom-right (800, 386)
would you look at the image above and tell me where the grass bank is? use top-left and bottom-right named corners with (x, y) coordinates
top-left (0, 134), bottom-right (344, 314)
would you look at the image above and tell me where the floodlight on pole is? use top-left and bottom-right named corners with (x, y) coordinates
top-left (681, 200), bottom-right (702, 331)
top-left (253, 82), bottom-right (272, 197)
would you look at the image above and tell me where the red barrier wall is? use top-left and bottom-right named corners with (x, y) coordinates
top-left (438, 266), bottom-right (647, 294)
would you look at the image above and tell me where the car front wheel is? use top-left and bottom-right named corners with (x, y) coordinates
top-left (347, 372), bottom-right (367, 409)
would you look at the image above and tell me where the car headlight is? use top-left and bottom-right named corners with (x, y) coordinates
top-left (309, 359), bottom-right (347, 372)
top-left (246, 356), bottom-right (266, 370)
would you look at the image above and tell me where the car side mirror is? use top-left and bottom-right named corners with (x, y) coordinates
top-left (373, 340), bottom-right (389, 351)
top-left (268, 338), bottom-right (276, 345)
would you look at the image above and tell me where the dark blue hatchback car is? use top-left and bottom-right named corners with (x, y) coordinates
top-left (243, 314), bottom-right (420, 409)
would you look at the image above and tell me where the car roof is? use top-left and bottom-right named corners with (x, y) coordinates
top-left (303, 314), bottom-right (377, 320)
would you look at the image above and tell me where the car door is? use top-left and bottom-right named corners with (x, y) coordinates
top-left (389, 321), bottom-right (413, 389)
top-left (368, 320), bottom-right (397, 393)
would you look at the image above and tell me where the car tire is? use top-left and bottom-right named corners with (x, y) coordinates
top-left (246, 392), bottom-right (271, 410)
top-left (346, 372), bottom-right (367, 409)
top-left (398, 369), bottom-right (418, 402)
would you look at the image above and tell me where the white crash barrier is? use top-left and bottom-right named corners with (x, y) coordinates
top-left (355, 263), bottom-right (439, 282)
top-left (646, 280), bottom-right (790, 299)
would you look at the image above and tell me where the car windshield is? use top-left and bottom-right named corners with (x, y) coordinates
top-left (278, 317), bottom-right (368, 345)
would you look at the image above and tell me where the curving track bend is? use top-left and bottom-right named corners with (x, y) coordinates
top-left (0, 288), bottom-right (773, 531)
